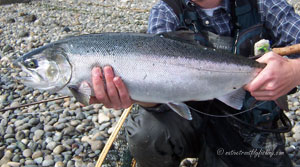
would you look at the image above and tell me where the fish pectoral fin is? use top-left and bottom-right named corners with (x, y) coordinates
top-left (67, 81), bottom-right (92, 106)
top-left (167, 102), bottom-right (193, 120)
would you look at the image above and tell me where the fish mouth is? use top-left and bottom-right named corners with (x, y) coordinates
top-left (13, 60), bottom-right (43, 83)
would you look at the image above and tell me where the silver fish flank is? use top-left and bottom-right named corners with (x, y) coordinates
top-left (14, 32), bottom-right (264, 120)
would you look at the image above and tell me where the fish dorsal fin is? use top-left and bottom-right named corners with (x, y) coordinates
top-left (167, 102), bottom-right (193, 120)
top-left (158, 30), bottom-right (199, 45)
top-left (158, 30), bottom-right (213, 48)
top-left (67, 81), bottom-right (92, 106)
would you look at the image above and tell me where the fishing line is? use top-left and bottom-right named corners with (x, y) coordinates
top-left (188, 100), bottom-right (267, 117)
top-left (188, 101), bottom-right (292, 133)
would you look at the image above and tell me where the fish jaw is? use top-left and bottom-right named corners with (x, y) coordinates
top-left (13, 44), bottom-right (73, 93)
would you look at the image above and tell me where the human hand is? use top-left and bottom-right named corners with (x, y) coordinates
top-left (89, 66), bottom-right (157, 109)
top-left (244, 52), bottom-right (300, 101)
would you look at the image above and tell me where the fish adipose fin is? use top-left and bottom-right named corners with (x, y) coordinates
top-left (167, 102), bottom-right (193, 120)
top-left (67, 81), bottom-right (92, 106)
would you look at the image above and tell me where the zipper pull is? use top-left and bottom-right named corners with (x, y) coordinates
top-left (233, 29), bottom-right (240, 54)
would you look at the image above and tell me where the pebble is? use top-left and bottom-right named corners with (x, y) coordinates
top-left (46, 141), bottom-right (57, 151)
top-left (24, 14), bottom-right (37, 23)
top-left (33, 157), bottom-right (43, 165)
top-left (53, 145), bottom-right (65, 154)
top-left (1, 0), bottom-right (299, 166)
top-left (32, 151), bottom-right (43, 159)
top-left (6, 162), bottom-right (21, 167)
top-left (89, 140), bottom-right (103, 152)
top-left (33, 130), bottom-right (44, 141)
top-left (42, 159), bottom-right (54, 167)
top-left (98, 113), bottom-right (110, 124)
top-left (294, 133), bottom-right (300, 142)
top-left (23, 149), bottom-right (32, 158)
top-left (54, 161), bottom-right (65, 167)
top-left (15, 131), bottom-right (25, 141)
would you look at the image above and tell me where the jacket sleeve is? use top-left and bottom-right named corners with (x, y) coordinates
top-left (259, 0), bottom-right (300, 57)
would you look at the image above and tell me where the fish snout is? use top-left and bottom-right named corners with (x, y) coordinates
top-left (12, 59), bottom-right (22, 68)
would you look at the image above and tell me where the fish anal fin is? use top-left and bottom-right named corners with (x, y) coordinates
top-left (275, 95), bottom-right (289, 111)
top-left (167, 102), bottom-right (192, 120)
top-left (67, 81), bottom-right (92, 106)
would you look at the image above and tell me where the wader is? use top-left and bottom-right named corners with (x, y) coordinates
top-left (125, 0), bottom-right (293, 166)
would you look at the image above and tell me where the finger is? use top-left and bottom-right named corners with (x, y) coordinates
top-left (255, 52), bottom-right (273, 63)
top-left (113, 76), bottom-right (133, 108)
top-left (103, 66), bottom-right (122, 109)
top-left (92, 67), bottom-right (111, 106)
top-left (246, 68), bottom-right (270, 92)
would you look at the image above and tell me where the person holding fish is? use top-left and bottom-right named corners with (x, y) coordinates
top-left (90, 0), bottom-right (300, 166)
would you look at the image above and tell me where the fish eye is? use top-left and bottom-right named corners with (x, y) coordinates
top-left (25, 59), bottom-right (38, 68)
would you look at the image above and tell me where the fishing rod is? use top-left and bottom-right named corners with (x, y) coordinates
top-left (0, 95), bottom-right (70, 112)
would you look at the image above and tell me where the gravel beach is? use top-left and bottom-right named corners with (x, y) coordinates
top-left (1, 0), bottom-right (300, 166)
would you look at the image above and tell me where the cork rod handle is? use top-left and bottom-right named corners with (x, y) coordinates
top-left (272, 43), bottom-right (300, 56)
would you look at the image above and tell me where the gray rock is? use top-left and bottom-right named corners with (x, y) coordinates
top-left (46, 141), bottom-right (57, 151)
top-left (99, 122), bottom-right (111, 131)
top-left (0, 150), bottom-right (13, 166)
top-left (16, 123), bottom-right (31, 131)
top-left (0, 126), bottom-right (5, 136)
top-left (15, 131), bottom-right (25, 141)
top-left (24, 14), bottom-right (37, 23)
top-left (66, 160), bottom-right (74, 167)
top-left (25, 159), bottom-right (35, 165)
top-left (55, 161), bottom-right (65, 167)
top-left (98, 113), bottom-right (110, 124)
top-left (3, 45), bottom-right (13, 53)
top-left (18, 30), bottom-right (29, 38)
top-left (32, 150), bottom-right (43, 159)
top-left (63, 153), bottom-right (72, 161)
top-left (5, 125), bottom-right (14, 134)
top-left (70, 120), bottom-right (80, 126)
top-left (75, 160), bottom-right (85, 167)
top-left (54, 123), bottom-right (65, 130)
top-left (17, 141), bottom-right (26, 151)
top-left (23, 148), bottom-right (32, 158)
top-left (6, 162), bottom-right (21, 167)
top-left (42, 159), bottom-right (55, 166)
top-left (53, 145), bottom-right (65, 154)
top-left (44, 125), bottom-right (55, 132)
top-left (4, 134), bottom-right (15, 139)
top-left (6, 144), bottom-right (17, 150)
top-left (286, 145), bottom-right (296, 153)
top-left (76, 112), bottom-right (85, 120)
top-left (88, 140), bottom-right (103, 152)
top-left (33, 129), bottom-right (44, 141)
top-left (28, 118), bottom-right (39, 125)
top-left (63, 126), bottom-right (75, 135)
top-left (33, 157), bottom-right (43, 165)
top-left (14, 120), bottom-right (25, 127)
top-left (53, 132), bottom-right (62, 142)
top-left (75, 124), bottom-right (85, 133)
top-left (294, 133), bottom-right (300, 142)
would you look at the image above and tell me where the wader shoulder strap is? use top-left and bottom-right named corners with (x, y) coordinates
top-left (231, 0), bottom-right (261, 32)
top-left (162, 0), bottom-right (202, 32)
top-left (161, 0), bottom-right (184, 18)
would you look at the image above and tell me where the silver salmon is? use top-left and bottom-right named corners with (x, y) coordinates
top-left (13, 32), bottom-right (264, 120)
